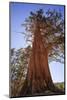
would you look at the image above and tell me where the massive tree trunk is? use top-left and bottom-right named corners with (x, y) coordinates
top-left (19, 26), bottom-right (64, 96)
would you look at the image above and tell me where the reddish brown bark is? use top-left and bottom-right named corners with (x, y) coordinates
top-left (27, 29), bottom-right (52, 92)
top-left (19, 26), bottom-right (64, 96)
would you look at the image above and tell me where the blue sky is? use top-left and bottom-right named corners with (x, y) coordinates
top-left (10, 2), bottom-right (65, 83)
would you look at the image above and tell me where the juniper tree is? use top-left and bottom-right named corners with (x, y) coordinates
top-left (19, 9), bottom-right (65, 96)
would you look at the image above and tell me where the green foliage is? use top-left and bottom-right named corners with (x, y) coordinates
top-left (10, 46), bottom-right (31, 96)
top-left (55, 82), bottom-right (64, 89)
top-left (10, 47), bottom-right (64, 96)
top-left (10, 9), bottom-right (65, 96)
top-left (22, 9), bottom-right (64, 63)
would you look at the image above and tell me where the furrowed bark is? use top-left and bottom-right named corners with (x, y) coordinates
top-left (19, 26), bottom-right (64, 96)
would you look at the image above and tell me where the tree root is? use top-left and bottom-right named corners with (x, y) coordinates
top-left (18, 80), bottom-right (65, 97)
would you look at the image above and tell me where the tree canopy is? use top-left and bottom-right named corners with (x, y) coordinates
top-left (10, 9), bottom-right (65, 97)
top-left (21, 9), bottom-right (64, 63)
